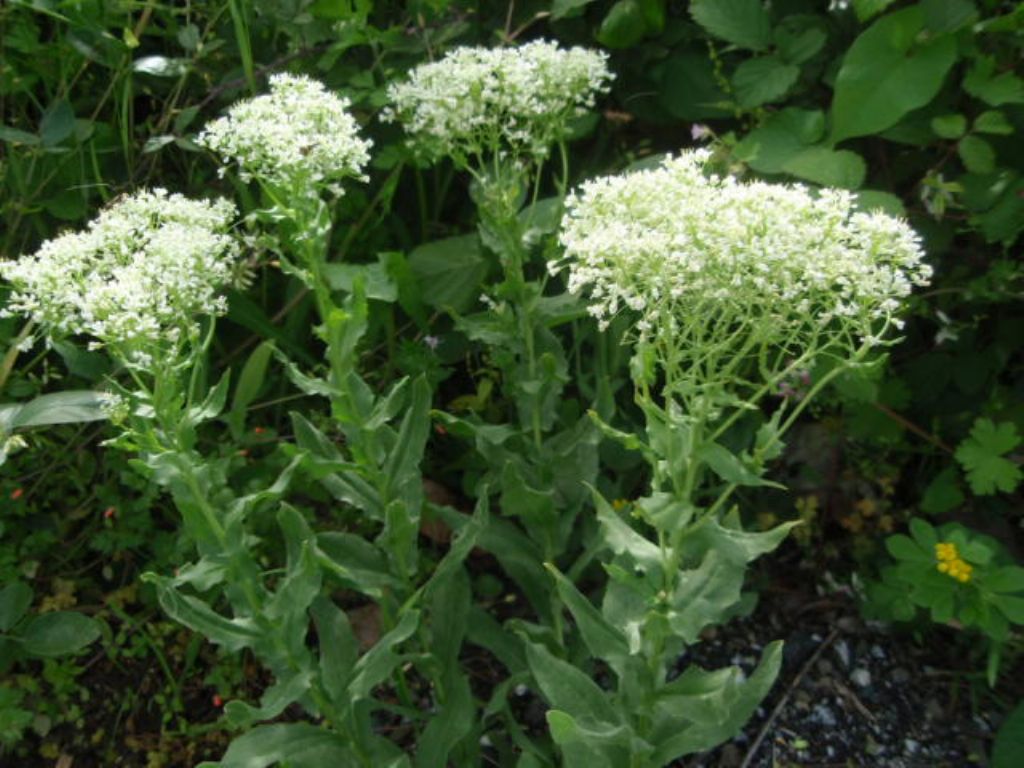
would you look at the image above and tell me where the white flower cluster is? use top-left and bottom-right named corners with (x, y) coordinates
top-left (0, 190), bottom-right (240, 355)
top-left (198, 73), bottom-right (372, 192)
top-left (383, 40), bottom-right (612, 165)
top-left (557, 151), bottom-right (931, 347)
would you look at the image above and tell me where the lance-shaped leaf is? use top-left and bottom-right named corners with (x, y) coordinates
top-left (546, 565), bottom-right (631, 677)
top-left (197, 723), bottom-right (355, 768)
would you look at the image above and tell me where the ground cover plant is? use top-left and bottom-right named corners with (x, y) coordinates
top-left (1, 1), bottom-right (1022, 766)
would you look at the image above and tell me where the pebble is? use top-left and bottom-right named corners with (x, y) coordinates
top-left (851, 668), bottom-right (872, 687)
top-left (904, 738), bottom-right (920, 755)
top-left (891, 667), bottom-right (910, 684)
top-left (809, 703), bottom-right (837, 727)
top-left (834, 639), bottom-right (852, 668)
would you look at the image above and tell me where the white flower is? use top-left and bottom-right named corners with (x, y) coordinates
top-left (383, 40), bottom-right (612, 166)
top-left (198, 73), bottom-right (372, 192)
top-left (555, 151), bottom-right (931, 353)
top-left (0, 189), bottom-right (240, 353)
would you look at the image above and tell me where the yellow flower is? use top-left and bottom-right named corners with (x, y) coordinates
top-left (934, 540), bottom-right (972, 583)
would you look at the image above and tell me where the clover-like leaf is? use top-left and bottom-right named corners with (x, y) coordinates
top-left (954, 418), bottom-right (1022, 495)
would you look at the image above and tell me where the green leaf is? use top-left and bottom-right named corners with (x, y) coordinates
top-left (931, 114), bottom-right (967, 139)
top-left (829, 6), bottom-right (958, 144)
top-left (0, 583), bottom-right (33, 632)
top-left (323, 261), bottom-right (398, 302)
top-left (0, 391), bottom-right (109, 434)
top-left (309, 597), bottom-right (358, 706)
top-left (690, 0), bottom-right (770, 51)
top-left (144, 576), bottom-right (262, 652)
top-left (408, 235), bottom-right (487, 312)
top-left (591, 489), bottom-right (661, 573)
top-left (228, 341), bottom-right (275, 438)
top-left (774, 18), bottom-right (827, 65)
top-left (779, 146), bottom-right (866, 189)
top-left (954, 418), bottom-right (1022, 495)
top-left (958, 135), bottom-right (996, 174)
top-left (659, 50), bottom-right (731, 120)
top-left (992, 701), bottom-right (1024, 768)
top-left (40, 99), bottom-right (75, 146)
top-left (648, 642), bottom-right (782, 762)
top-left (922, 0), bottom-right (977, 32)
top-left (699, 443), bottom-right (782, 488)
top-left (974, 110), bottom-right (1014, 135)
top-left (546, 566), bottom-right (630, 676)
top-left (982, 566), bottom-right (1024, 595)
top-left (732, 57), bottom-right (800, 108)
top-left (223, 672), bottom-right (314, 729)
top-left (200, 723), bottom-right (354, 768)
top-left (21, 611), bottom-right (100, 657)
top-left (852, 0), bottom-right (898, 22)
top-left (886, 534), bottom-right (928, 563)
top-left (347, 610), bottom-right (420, 700)
top-left (963, 56), bottom-right (1024, 106)
top-left (992, 594), bottom-right (1024, 625)
top-left (909, 517), bottom-right (939, 550)
top-left (546, 710), bottom-right (634, 749)
top-left (596, 0), bottom-right (647, 49)
top-left (551, 0), bottom-right (596, 20)
top-left (0, 125), bottom-right (40, 146)
top-left (920, 467), bottom-right (965, 514)
top-left (524, 642), bottom-right (620, 725)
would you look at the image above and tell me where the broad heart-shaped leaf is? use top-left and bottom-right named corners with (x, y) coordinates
top-left (197, 723), bottom-right (354, 768)
top-left (732, 56), bottom-right (800, 108)
top-left (647, 641), bottom-right (782, 763)
top-left (546, 565), bottom-right (631, 677)
top-left (407, 234), bottom-right (488, 313)
top-left (690, 0), bottom-right (770, 51)
top-left (829, 6), bottom-right (958, 144)
top-left (0, 583), bottom-right (33, 632)
top-left (0, 391), bottom-right (109, 434)
top-left (20, 611), bottom-right (101, 657)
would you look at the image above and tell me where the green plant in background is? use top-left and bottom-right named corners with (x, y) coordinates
top-left (869, 517), bottom-right (1024, 686)
top-left (0, 581), bottom-right (101, 748)
top-left (195, 71), bottom-right (486, 765)
top-left (385, 40), bottom-right (613, 584)
top-left (528, 150), bottom-right (931, 766)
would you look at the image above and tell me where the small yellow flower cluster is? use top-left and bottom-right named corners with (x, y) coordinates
top-left (935, 542), bottom-right (973, 583)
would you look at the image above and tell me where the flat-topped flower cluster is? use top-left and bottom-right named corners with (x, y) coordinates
top-left (383, 40), bottom-right (612, 167)
top-left (0, 190), bottom-right (239, 355)
top-left (198, 73), bottom-right (372, 192)
top-left (556, 151), bottom-right (931, 348)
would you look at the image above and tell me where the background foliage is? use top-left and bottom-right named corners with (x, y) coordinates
top-left (1, 0), bottom-right (1022, 764)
